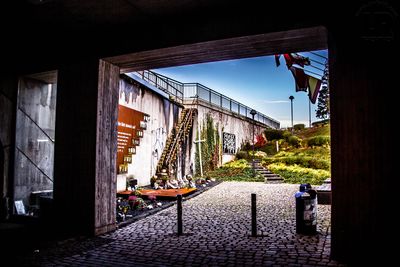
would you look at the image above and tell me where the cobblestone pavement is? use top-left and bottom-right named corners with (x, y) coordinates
top-left (15, 182), bottom-right (346, 266)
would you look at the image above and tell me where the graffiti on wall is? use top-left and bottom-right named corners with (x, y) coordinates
top-left (223, 132), bottom-right (236, 154)
top-left (151, 127), bottom-right (167, 175)
top-left (119, 78), bottom-right (141, 104)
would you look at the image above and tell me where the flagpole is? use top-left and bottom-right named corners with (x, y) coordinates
top-left (309, 98), bottom-right (312, 128)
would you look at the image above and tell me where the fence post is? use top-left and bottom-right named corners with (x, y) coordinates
top-left (251, 193), bottom-right (257, 237)
top-left (177, 194), bottom-right (183, 235)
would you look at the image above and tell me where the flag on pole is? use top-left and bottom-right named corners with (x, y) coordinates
top-left (275, 54), bottom-right (281, 67)
top-left (283, 53), bottom-right (311, 68)
top-left (284, 54), bottom-right (293, 67)
top-left (275, 53), bottom-right (321, 102)
top-left (289, 66), bottom-right (308, 92)
top-left (308, 76), bottom-right (322, 104)
top-left (291, 53), bottom-right (311, 67)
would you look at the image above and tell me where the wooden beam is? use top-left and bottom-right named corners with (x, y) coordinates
top-left (104, 26), bottom-right (327, 73)
top-left (95, 60), bottom-right (119, 235)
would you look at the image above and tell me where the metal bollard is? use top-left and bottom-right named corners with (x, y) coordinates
top-left (177, 194), bottom-right (183, 235)
top-left (251, 193), bottom-right (257, 237)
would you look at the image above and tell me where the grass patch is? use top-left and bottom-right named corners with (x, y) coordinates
top-left (206, 159), bottom-right (264, 182)
top-left (268, 163), bottom-right (330, 185)
top-left (306, 135), bottom-right (330, 147)
top-left (296, 124), bottom-right (330, 139)
top-left (262, 147), bottom-right (330, 171)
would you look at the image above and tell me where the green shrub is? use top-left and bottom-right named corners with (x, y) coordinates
top-left (294, 124), bottom-right (305, 131)
top-left (268, 163), bottom-right (330, 185)
top-left (254, 150), bottom-right (268, 159)
top-left (307, 135), bottom-right (330, 147)
top-left (261, 147), bottom-right (330, 171)
top-left (260, 143), bottom-right (278, 156)
top-left (264, 129), bottom-right (284, 141)
top-left (225, 159), bottom-right (249, 168)
top-left (241, 141), bottom-right (252, 151)
top-left (282, 131), bottom-right (292, 140)
top-left (236, 150), bottom-right (249, 160)
top-left (262, 156), bottom-right (329, 170)
top-left (288, 136), bottom-right (302, 147)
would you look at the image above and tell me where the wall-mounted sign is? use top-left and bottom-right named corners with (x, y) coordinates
top-left (124, 155), bottom-right (132, 163)
top-left (14, 200), bottom-right (26, 215)
top-left (117, 105), bottom-right (147, 173)
top-left (133, 139), bottom-right (140, 146)
top-left (136, 130), bottom-right (143, 137)
top-left (223, 132), bottom-right (236, 154)
top-left (118, 164), bottom-right (128, 174)
top-left (128, 147), bottom-right (136, 154)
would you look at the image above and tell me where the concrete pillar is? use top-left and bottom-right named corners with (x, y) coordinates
top-left (329, 21), bottom-right (396, 264)
top-left (54, 59), bottom-right (119, 236)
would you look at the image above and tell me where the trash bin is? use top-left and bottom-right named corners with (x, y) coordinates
top-left (295, 183), bottom-right (317, 235)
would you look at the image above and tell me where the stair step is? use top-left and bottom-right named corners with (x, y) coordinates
top-left (264, 173), bottom-right (279, 177)
top-left (256, 170), bottom-right (273, 174)
top-left (155, 108), bottom-right (196, 171)
top-left (265, 177), bottom-right (283, 180)
top-left (265, 176), bottom-right (283, 180)
top-left (265, 180), bottom-right (284, 184)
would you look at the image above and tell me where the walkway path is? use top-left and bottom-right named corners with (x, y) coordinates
top-left (15, 182), bottom-right (345, 266)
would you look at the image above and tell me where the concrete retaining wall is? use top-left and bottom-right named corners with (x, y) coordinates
top-left (117, 77), bottom-right (183, 187)
top-left (188, 100), bottom-right (268, 175)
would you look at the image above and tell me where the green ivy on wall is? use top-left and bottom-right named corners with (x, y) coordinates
top-left (195, 113), bottom-right (221, 176)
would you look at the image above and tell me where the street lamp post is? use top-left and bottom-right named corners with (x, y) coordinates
top-left (250, 109), bottom-right (257, 177)
top-left (289, 95), bottom-right (294, 133)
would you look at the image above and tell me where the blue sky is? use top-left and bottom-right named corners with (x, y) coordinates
top-left (154, 50), bottom-right (328, 128)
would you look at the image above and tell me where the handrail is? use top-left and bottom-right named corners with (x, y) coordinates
top-left (135, 70), bottom-right (184, 103)
top-left (183, 83), bottom-right (280, 129)
top-left (157, 108), bottom-right (196, 172)
top-left (15, 147), bottom-right (54, 183)
top-left (17, 106), bottom-right (55, 143)
top-left (165, 108), bottom-right (194, 165)
top-left (134, 70), bottom-right (280, 129)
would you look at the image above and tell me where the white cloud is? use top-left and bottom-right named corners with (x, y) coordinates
top-left (262, 100), bottom-right (289, 104)
top-left (279, 119), bottom-right (310, 128)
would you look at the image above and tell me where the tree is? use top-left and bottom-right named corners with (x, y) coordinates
top-left (316, 62), bottom-right (330, 119)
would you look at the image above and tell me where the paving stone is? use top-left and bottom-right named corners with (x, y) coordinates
top-left (12, 182), bottom-right (346, 267)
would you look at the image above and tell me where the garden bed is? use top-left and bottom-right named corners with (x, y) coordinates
top-left (117, 180), bottom-right (222, 228)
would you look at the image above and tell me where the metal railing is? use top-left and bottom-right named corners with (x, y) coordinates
top-left (183, 83), bottom-right (280, 129)
top-left (135, 70), bottom-right (184, 103)
top-left (134, 70), bottom-right (280, 129)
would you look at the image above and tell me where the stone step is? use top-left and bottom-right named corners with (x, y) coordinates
top-left (263, 173), bottom-right (279, 177)
top-left (259, 172), bottom-right (274, 176)
top-left (265, 177), bottom-right (283, 180)
top-left (258, 171), bottom-right (273, 174)
top-left (264, 177), bottom-right (282, 180)
top-left (253, 164), bottom-right (284, 184)
top-left (265, 179), bottom-right (284, 184)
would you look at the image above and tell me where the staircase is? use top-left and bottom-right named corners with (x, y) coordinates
top-left (157, 108), bottom-right (197, 174)
top-left (253, 159), bottom-right (284, 183)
